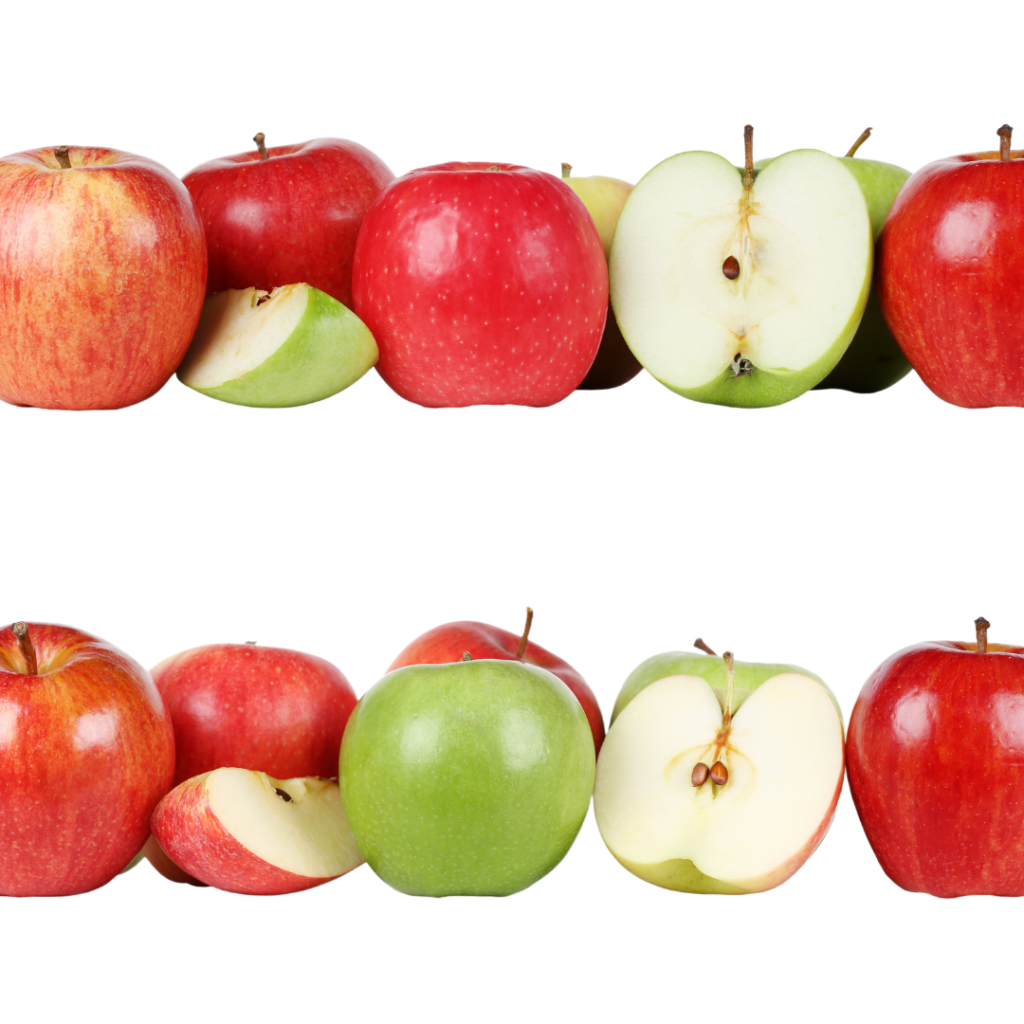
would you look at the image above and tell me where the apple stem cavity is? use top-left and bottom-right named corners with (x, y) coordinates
top-left (561, 162), bottom-right (572, 180)
top-left (54, 146), bottom-right (72, 170)
top-left (273, 787), bottom-right (292, 802)
top-left (730, 354), bottom-right (754, 377)
top-left (11, 622), bottom-right (38, 675)
top-left (998, 125), bottom-right (1013, 161)
top-left (844, 128), bottom-right (873, 158)
top-left (253, 132), bottom-right (269, 161)
top-left (694, 638), bottom-right (718, 657)
top-left (975, 616), bottom-right (991, 654)
top-left (517, 606), bottom-right (534, 659)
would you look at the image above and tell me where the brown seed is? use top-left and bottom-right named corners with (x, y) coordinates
top-left (722, 255), bottom-right (740, 280)
top-left (273, 788), bottom-right (293, 802)
top-left (691, 762), bottom-right (710, 787)
top-left (710, 761), bottom-right (729, 786)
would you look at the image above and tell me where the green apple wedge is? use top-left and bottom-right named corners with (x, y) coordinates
top-left (594, 640), bottom-right (845, 894)
top-left (561, 163), bottom-right (642, 390)
top-left (609, 126), bottom-right (873, 407)
top-left (177, 283), bottom-right (378, 407)
top-left (339, 657), bottom-right (595, 897)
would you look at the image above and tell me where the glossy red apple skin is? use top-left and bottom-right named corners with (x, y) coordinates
top-left (388, 621), bottom-right (605, 753)
top-left (878, 148), bottom-right (1024, 407)
top-left (151, 774), bottom-right (331, 895)
top-left (351, 163), bottom-right (608, 407)
top-left (0, 623), bottom-right (175, 896)
top-left (848, 639), bottom-right (1024, 896)
top-left (0, 146), bottom-right (207, 410)
top-left (151, 643), bottom-right (357, 785)
top-left (183, 138), bottom-right (393, 309)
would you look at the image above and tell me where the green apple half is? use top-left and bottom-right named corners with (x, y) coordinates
top-left (609, 145), bottom-right (873, 406)
top-left (177, 283), bottom-right (378, 407)
top-left (594, 649), bottom-right (844, 893)
top-left (339, 658), bottom-right (595, 897)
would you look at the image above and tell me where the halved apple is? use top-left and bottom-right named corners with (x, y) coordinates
top-left (609, 131), bottom-right (873, 406)
top-left (594, 648), bottom-right (844, 893)
top-left (150, 769), bottom-right (363, 895)
top-left (177, 283), bottom-right (378, 407)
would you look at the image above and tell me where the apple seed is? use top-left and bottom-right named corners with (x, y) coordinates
top-left (710, 761), bottom-right (729, 786)
top-left (273, 787), bottom-right (293, 802)
top-left (691, 762), bottom-right (710, 787)
top-left (722, 256), bottom-right (740, 280)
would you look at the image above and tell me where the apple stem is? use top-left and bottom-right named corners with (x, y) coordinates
top-left (694, 638), bottom-right (717, 657)
top-left (253, 132), bottom-right (269, 161)
top-left (517, 607), bottom-right (534, 659)
top-left (561, 162), bottom-right (572, 180)
top-left (722, 651), bottom-right (735, 726)
top-left (742, 125), bottom-right (754, 191)
top-left (998, 125), bottom-right (1013, 161)
top-left (844, 128), bottom-right (873, 158)
top-left (462, 651), bottom-right (472, 662)
top-left (11, 622), bottom-right (37, 675)
top-left (975, 616), bottom-right (991, 654)
top-left (54, 146), bottom-right (72, 170)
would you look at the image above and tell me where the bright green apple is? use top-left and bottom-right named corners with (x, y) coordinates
top-left (609, 128), bottom-right (873, 407)
top-left (177, 283), bottom-right (378, 407)
top-left (594, 644), bottom-right (845, 894)
top-left (339, 658), bottom-right (595, 897)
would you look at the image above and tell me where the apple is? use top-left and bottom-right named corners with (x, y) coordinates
top-left (183, 134), bottom-right (393, 310)
top-left (0, 145), bottom-right (206, 410)
top-left (878, 125), bottom-right (1024, 407)
top-left (340, 657), bottom-right (595, 896)
top-left (351, 162), bottom-right (608, 407)
top-left (0, 622), bottom-right (174, 896)
top-left (594, 640), bottom-right (845, 893)
top-left (387, 608), bottom-right (604, 753)
top-left (176, 284), bottom-right (378, 407)
top-left (609, 126), bottom-right (873, 406)
top-left (560, 163), bottom-right (642, 390)
top-left (848, 617), bottom-right (1024, 896)
top-left (151, 769), bottom-right (363, 895)
top-left (151, 641), bottom-right (358, 785)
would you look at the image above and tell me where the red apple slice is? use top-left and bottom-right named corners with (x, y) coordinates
top-left (151, 769), bottom-right (363, 895)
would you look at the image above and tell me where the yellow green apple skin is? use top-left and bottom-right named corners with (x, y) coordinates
top-left (595, 650), bottom-right (845, 894)
top-left (561, 166), bottom-right (643, 390)
top-left (177, 283), bottom-right (378, 407)
top-left (339, 659), bottom-right (595, 897)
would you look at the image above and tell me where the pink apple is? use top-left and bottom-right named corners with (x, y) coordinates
top-left (0, 622), bottom-right (174, 896)
top-left (151, 768), bottom-right (363, 895)
top-left (183, 135), bottom-right (393, 309)
top-left (351, 162), bottom-right (608, 406)
top-left (387, 612), bottom-right (605, 753)
top-left (0, 145), bottom-right (207, 409)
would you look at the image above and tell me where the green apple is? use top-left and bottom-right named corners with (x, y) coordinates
top-left (609, 126), bottom-right (873, 407)
top-left (594, 643), bottom-right (845, 894)
top-left (339, 658), bottom-right (595, 897)
top-left (560, 163), bottom-right (642, 390)
top-left (177, 283), bottom-right (378, 407)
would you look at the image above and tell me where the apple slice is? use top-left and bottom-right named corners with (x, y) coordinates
top-left (594, 651), bottom-right (844, 893)
top-left (609, 127), bottom-right (872, 406)
top-left (151, 769), bottom-right (363, 895)
top-left (177, 283), bottom-right (378, 407)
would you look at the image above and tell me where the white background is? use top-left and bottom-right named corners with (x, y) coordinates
top-left (2, 0), bottom-right (1022, 1021)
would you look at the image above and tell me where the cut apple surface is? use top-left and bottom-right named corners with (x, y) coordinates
top-left (177, 283), bottom-right (378, 407)
top-left (594, 669), bottom-right (844, 893)
top-left (151, 768), bottom-right (363, 895)
top-left (609, 146), bottom-right (872, 406)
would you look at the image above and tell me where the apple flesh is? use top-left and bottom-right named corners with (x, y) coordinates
top-left (0, 145), bottom-right (206, 409)
top-left (594, 648), bottom-right (844, 893)
top-left (340, 658), bottom-right (595, 896)
top-left (610, 132), bottom-right (873, 406)
top-left (151, 769), bottom-right (363, 895)
top-left (177, 284), bottom-right (378, 407)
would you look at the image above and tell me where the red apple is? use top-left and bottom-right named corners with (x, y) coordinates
top-left (351, 162), bottom-right (608, 407)
top-left (0, 622), bottom-right (174, 896)
top-left (151, 768), bottom-right (363, 895)
top-left (182, 134), bottom-right (393, 309)
top-left (847, 617), bottom-right (1024, 896)
top-left (878, 125), bottom-right (1024, 407)
top-left (387, 610), bottom-right (605, 753)
top-left (0, 145), bottom-right (207, 409)
top-left (151, 641), bottom-right (358, 785)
